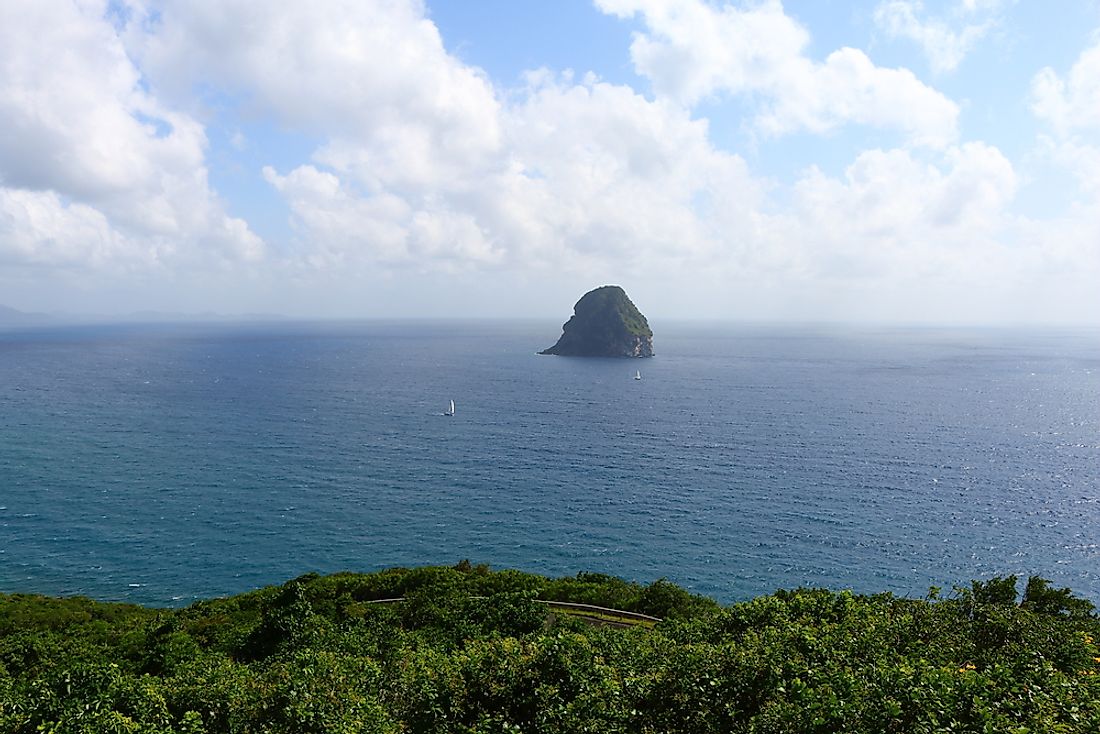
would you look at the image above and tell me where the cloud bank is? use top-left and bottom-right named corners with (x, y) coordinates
top-left (873, 0), bottom-right (1004, 73)
top-left (0, 0), bottom-right (1096, 323)
top-left (0, 0), bottom-right (261, 270)
top-left (597, 0), bottom-right (959, 147)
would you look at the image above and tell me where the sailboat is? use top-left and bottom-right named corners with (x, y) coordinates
top-left (634, 370), bottom-right (642, 380)
top-left (444, 399), bottom-right (455, 416)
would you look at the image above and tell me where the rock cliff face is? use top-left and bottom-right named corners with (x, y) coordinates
top-left (540, 286), bottom-right (654, 358)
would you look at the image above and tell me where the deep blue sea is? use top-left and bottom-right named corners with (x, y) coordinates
top-left (1, 320), bottom-right (1098, 607)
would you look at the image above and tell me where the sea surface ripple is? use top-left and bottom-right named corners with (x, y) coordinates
top-left (1, 320), bottom-right (1097, 606)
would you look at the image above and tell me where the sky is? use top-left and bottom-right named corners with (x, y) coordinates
top-left (1, 0), bottom-right (1099, 324)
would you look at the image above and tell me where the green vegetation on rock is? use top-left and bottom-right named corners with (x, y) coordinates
top-left (1, 565), bottom-right (1098, 733)
top-left (541, 285), bottom-right (654, 357)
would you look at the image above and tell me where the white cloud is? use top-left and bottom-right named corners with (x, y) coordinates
top-left (128, 1), bottom-right (782, 275)
top-left (958, 0), bottom-right (1005, 11)
top-left (783, 142), bottom-right (1100, 323)
top-left (127, 0), bottom-right (502, 191)
top-left (1031, 35), bottom-right (1100, 217)
top-left (792, 143), bottom-right (1019, 279)
top-left (502, 74), bottom-right (774, 271)
top-left (262, 72), bottom-right (773, 275)
top-left (1032, 38), bottom-right (1100, 136)
top-left (1, 0), bottom-right (1093, 323)
top-left (873, 1), bottom-right (1001, 73)
top-left (0, 0), bottom-right (262, 269)
top-left (122, 0), bottom-right (517, 270)
top-left (1019, 36), bottom-right (1100, 317)
top-left (1039, 136), bottom-right (1100, 197)
top-left (595, 0), bottom-right (959, 147)
top-left (0, 189), bottom-right (133, 268)
top-left (121, 0), bottom-right (1090, 323)
top-left (262, 164), bottom-right (501, 267)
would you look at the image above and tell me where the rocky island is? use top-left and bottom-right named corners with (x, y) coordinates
top-left (540, 285), bottom-right (653, 357)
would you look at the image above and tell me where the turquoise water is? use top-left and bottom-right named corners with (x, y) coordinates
top-left (1, 320), bottom-right (1098, 606)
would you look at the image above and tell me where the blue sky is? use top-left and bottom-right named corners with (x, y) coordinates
top-left (1, 0), bottom-right (1098, 323)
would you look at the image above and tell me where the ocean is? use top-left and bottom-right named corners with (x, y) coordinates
top-left (1, 320), bottom-right (1098, 606)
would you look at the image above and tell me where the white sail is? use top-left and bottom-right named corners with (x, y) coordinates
top-left (446, 399), bottom-right (455, 416)
top-left (634, 370), bottom-right (641, 380)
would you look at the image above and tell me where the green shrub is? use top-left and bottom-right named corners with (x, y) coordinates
top-left (2, 568), bottom-right (1097, 733)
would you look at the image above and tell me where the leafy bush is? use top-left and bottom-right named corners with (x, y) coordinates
top-left (1, 567), bottom-right (1098, 733)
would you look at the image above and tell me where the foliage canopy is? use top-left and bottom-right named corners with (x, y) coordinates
top-left (1, 564), bottom-right (1098, 733)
